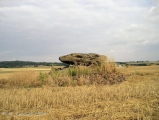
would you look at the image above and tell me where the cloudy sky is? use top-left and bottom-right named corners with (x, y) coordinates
top-left (0, 0), bottom-right (159, 62)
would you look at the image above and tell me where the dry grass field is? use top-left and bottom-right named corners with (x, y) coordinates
top-left (0, 67), bottom-right (51, 79)
top-left (0, 65), bottom-right (159, 120)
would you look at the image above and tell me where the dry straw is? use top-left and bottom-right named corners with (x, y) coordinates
top-left (0, 64), bottom-right (159, 119)
top-left (0, 78), bottom-right (158, 119)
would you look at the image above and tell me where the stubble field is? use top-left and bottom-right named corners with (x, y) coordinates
top-left (0, 66), bottom-right (159, 120)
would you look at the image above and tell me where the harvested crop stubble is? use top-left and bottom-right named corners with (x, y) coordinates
top-left (0, 64), bottom-right (159, 119)
top-left (0, 79), bottom-right (159, 119)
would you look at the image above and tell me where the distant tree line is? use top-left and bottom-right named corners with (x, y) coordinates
top-left (117, 61), bottom-right (159, 66)
top-left (1, 61), bottom-right (158, 68)
top-left (0, 61), bottom-right (67, 68)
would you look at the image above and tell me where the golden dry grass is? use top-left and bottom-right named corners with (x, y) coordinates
top-left (0, 68), bottom-right (51, 79)
top-left (0, 68), bottom-right (52, 88)
top-left (0, 66), bottom-right (159, 120)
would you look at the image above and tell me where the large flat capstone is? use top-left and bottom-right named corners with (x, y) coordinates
top-left (59, 53), bottom-right (107, 66)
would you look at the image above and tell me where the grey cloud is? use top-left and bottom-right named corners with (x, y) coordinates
top-left (0, 0), bottom-right (159, 62)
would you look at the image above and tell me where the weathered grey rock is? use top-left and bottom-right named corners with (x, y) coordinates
top-left (59, 53), bottom-right (107, 66)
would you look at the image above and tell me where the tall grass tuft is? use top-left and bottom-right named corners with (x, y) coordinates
top-left (96, 57), bottom-right (118, 74)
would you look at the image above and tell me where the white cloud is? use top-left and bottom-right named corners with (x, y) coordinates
top-left (0, 0), bottom-right (159, 62)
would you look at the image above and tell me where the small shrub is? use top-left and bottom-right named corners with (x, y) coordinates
top-left (68, 68), bottom-right (78, 76)
top-left (79, 66), bottom-right (91, 77)
top-left (67, 66), bottom-right (91, 77)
